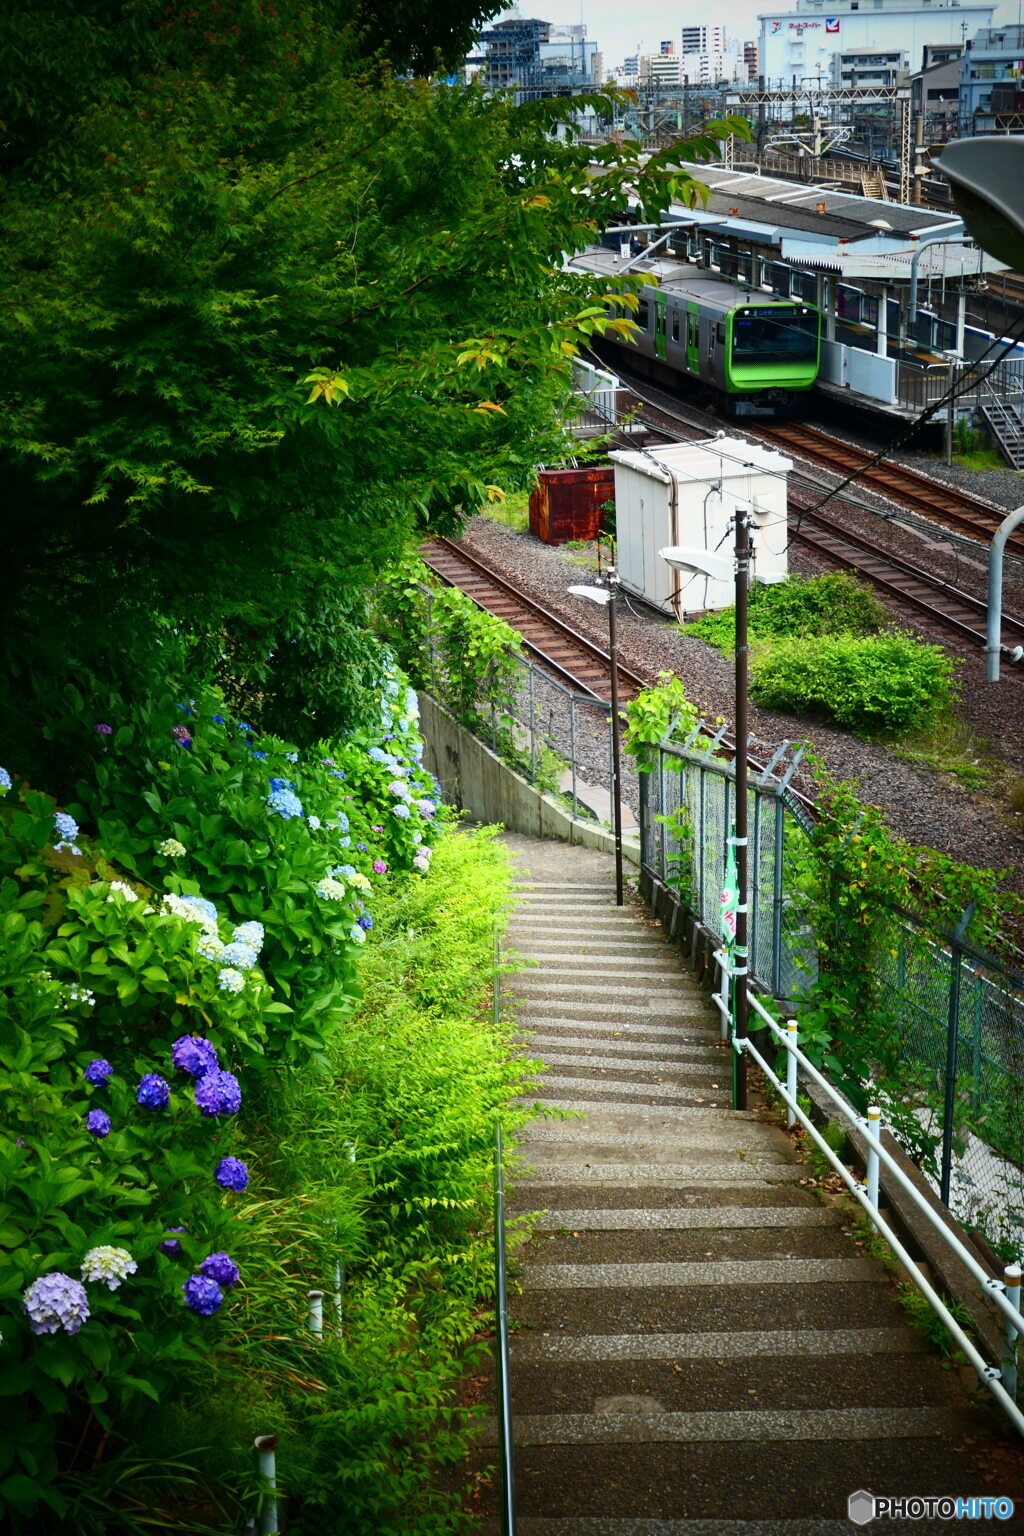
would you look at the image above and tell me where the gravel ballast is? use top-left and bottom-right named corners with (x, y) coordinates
top-left (456, 512), bottom-right (1024, 899)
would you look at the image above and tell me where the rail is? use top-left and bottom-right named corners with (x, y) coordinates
top-left (493, 933), bottom-right (517, 1536)
top-left (715, 969), bottom-right (1024, 1438)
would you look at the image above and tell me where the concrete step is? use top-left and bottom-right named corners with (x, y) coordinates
top-left (523, 1052), bottom-right (722, 1077)
top-left (514, 1162), bottom-right (807, 1187)
top-left (513, 998), bottom-right (711, 1022)
top-left (520, 1036), bottom-right (724, 1063)
top-left (520, 1076), bottom-right (736, 1106)
top-left (505, 939), bottom-right (677, 958)
top-left (510, 1325), bottom-right (928, 1362)
top-left (522, 1099), bottom-right (754, 1121)
top-left (512, 979), bottom-right (701, 1003)
top-left (486, 1521), bottom-right (931, 1536)
top-left (500, 1354), bottom-right (963, 1415)
top-left (510, 1276), bottom-right (917, 1336)
top-left (519, 1110), bottom-right (762, 1142)
top-left (511, 955), bottom-right (687, 975)
top-left (517, 1134), bottom-right (794, 1164)
top-left (531, 1206), bottom-right (841, 1231)
top-left (508, 1184), bottom-right (826, 1213)
top-left (515, 1017), bottom-right (722, 1044)
top-left (520, 1258), bottom-right (884, 1290)
top-left (485, 1405), bottom-right (970, 1447)
top-left (521, 1227), bottom-right (855, 1265)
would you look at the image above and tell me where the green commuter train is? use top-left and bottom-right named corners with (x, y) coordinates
top-left (569, 247), bottom-right (822, 418)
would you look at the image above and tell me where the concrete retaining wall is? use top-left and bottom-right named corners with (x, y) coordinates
top-left (419, 692), bottom-right (640, 865)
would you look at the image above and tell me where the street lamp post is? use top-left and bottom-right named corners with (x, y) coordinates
top-left (660, 516), bottom-right (752, 1112)
top-left (568, 568), bottom-right (624, 906)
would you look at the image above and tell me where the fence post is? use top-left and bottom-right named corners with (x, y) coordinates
top-left (570, 696), bottom-right (577, 813)
top-left (751, 790), bottom-right (762, 987)
top-left (865, 1105), bottom-right (881, 1212)
top-left (940, 903), bottom-right (976, 1207)
top-left (698, 763), bottom-right (706, 922)
top-left (333, 1262), bottom-right (344, 1339)
top-left (254, 1436), bottom-right (279, 1536)
top-left (786, 1019), bottom-right (798, 1128)
top-left (772, 795), bottom-right (785, 997)
top-left (1003, 1264), bottom-right (1022, 1402)
top-left (971, 971), bottom-right (984, 1116)
top-left (659, 749), bottom-right (667, 883)
top-left (528, 665), bottom-right (535, 784)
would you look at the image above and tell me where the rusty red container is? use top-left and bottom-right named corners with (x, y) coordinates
top-left (528, 467), bottom-right (615, 545)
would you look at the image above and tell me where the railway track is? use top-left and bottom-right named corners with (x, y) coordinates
top-left (757, 420), bottom-right (1024, 559)
top-left (419, 536), bottom-right (649, 704)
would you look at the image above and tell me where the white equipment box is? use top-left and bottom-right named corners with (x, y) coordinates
top-left (610, 435), bottom-right (792, 617)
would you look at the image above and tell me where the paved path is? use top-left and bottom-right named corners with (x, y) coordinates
top-left (480, 834), bottom-right (1024, 1535)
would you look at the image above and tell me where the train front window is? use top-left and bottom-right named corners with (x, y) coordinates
top-left (731, 308), bottom-right (818, 363)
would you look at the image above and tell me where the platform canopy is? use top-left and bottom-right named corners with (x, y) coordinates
top-left (778, 240), bottom-right (1008, 281)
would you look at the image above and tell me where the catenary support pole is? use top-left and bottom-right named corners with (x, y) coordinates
top-left (986, 505), bottom-right (1024, 681)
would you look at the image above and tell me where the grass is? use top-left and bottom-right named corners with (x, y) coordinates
top-left (482, 489), bottom-right (530, 532)
top-left (895, 710), bottom-right (1000, 792)
top-left (952, 447), bottom-right (1016, 473)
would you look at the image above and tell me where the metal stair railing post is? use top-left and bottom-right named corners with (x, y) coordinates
top-left (739, 987), bottom-right (1024, 1437)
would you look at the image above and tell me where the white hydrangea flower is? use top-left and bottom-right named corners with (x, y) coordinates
top-left (158, 838), bottom-right (186, 858)
top-left (80, 1246), bottom-right (138, 1292)
top-left (347, 871), bottom-right (372, 894)
top-left (231, 921), bottom-right (264, 952)
top-left (196, 932), bottom-right (226, 961)
top-left (67, 984), bottom-right (96, 1006)
top-left (217, 968), bottom-right (245, 995)
top-left (106, 880), bottom-right (140, 903)
top-left (315, 877), bottom-right (346, 902)
top-left (307, 815), bottom-right (321, 831)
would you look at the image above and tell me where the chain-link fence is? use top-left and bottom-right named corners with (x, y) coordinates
top-left (640, 732), bottom-right (1024, 1246)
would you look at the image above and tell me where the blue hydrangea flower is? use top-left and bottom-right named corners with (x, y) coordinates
top-left (195, 1070), bottom-right (242, 1117)
top-left (22, 1273), bottom-right (90, 1335)
top-left (178, 894), bottom-right (219, 930)
top-left (159, 1228), bottom-right (186, 1257)
top-left (86, 1109), bottom-right (111, 1137)
top-left (214, 1157), bottom-right (249, 1193)
top-left (329, 770), bottom-right (346, 780)
top-left (84, 1058), bottom-right (114, 1086)
top-left (54, 811), bottom-right (79, 842)
top-left (357, 915), bottom-right (373, 931)
top-left (171, 1036), bottom-right (219, 1079)
top-left (267, 786), bottom-right (303, 819)
top-left (251, 750), bottom-right (268, 760)
top-left (221, 942), bottom-right (259, 971)
top-left (237, 722), bottom-right (253, 733)
top-left (217, 967), bottom-right (245, 995)
top-left (0, 767), bottom-right (11, 794)
top-left (183, 1274), bottom-right (223, 1316)
top-left (336, 864), bottom-right (356, 878)
top-left (285, 752), bottom-right (298, 763)
top-left (136, 1073), bottom-right (171, 1110)
top-left (200, 1252), bottom-right (240, 1289)
top-left (367, 747), bottom-right (389, 763)
top-left (393, 803), bottom-right (410, 820)
top-left (335, 811), bottom-right (350, 833)
top-left (348, 925), bottom-right (366, 945)
top-left (232, 921), bottom-right (264, 951)
top-left (212, 715), bottom-right (224, 724)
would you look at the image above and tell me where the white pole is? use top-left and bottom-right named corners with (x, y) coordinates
top-left (254, 1436), bottom-right (279, 1536)
top-left (1004, 1265), bottom-right (1022, 1401)
top-left (786, 1020), bottom-right (798, 1128)
top-left (865, 1105), bottom-right (881, 1212)
top-left (308, 1289), bottom-right (324, 1339)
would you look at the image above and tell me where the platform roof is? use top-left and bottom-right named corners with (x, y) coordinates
top-left (781, 241), bottom-right (1008, 278)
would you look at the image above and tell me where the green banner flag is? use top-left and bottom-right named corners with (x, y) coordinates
top-left (721, 835), bottom-right (739, 948)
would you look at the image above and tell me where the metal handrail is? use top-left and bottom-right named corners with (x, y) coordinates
top-left (733, 980), bottom-right (1024, 1437)
top-left (493, 935), bottom-right (517, 1534)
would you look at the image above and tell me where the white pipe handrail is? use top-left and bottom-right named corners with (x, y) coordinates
top-left (711, 951), bottom-right (1024, 1437)
top-left (738, 1020), bottom-right (1024, 1439)
top-left (743, 987), bottom-right (1024, 1336)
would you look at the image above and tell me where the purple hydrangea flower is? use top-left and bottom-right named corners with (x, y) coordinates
top-left (200, 1252), bottom-right (240, 1289)
top-left (84, 1058), bottom-right (114, 1086)
top-left (183, 1274), bottom-right (224, 1316)
top-left (170, 1035), bottom-right (219, 1079)
top-left (85, 1109), bottom-right (111, 1138)
top-left (136, 1073), bottom-right (171, 1110)
top-left (214, 1156), bottom-right (249, 1192)
top-left (93, 723), bottom-right (113, 735)
top-left (194, 1070), bottom-right (242, 1117)
top-left (372, 859), bottom-right (387, 875)
top-left (22, 1273), bottom-right (90, 1335)
top-left (159, 1227), bottom-right (186, 1257)
top-left (171, 725), bottom-right (191, 742)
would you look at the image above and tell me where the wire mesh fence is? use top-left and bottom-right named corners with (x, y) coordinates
top-left (640, 732), bottom-right (1024, 1245)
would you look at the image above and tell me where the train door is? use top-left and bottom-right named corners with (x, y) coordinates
top-left (653, 291), bottom-right (667, 360)
top-left (686, 303), bottom-right (699, 375)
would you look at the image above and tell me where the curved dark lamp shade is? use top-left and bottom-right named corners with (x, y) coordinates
top-left (934, 136), bottom-right (1024, 270)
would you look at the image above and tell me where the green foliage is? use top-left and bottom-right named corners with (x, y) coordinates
top-left (685, 572), bottom-right (885, 652)
top-left (624, 672), bottom-right (700, 771)
top-left (749, 630), bottom-right (957, 735)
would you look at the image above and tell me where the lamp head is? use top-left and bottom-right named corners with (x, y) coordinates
top-left (658, 545), bottom-right (733, 582)
top-left (567, 584), bottom-right (612, 605)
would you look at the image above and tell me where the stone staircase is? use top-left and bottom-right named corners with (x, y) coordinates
top-left (480, 834), bottom-right (1023, 1535)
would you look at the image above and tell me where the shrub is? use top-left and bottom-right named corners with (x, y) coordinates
top-left (685, 571), bottom-right (886, 653)
top-left (749, 630), bottom-right (957, 735)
